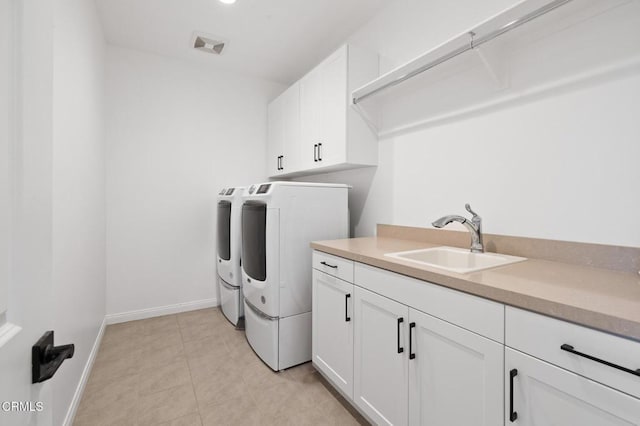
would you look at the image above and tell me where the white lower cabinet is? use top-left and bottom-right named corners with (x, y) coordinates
top-left (353, 286), bottom-right (409, 425)
top-left (409, 308), bottom-right (504, 426)
top-left (505, 348), bottom-right (640, 426)
top-left (312, 251), bottom-right (640, 426)
top-left (350, 286), bottom-right (504, 426)
top-left (311, 269), bottom-right (354, 398)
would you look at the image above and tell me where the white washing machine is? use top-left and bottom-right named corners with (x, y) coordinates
top-left (241, 181), bottom-right (349, 371)
top-left (216, 186), bottom-right (244, 326)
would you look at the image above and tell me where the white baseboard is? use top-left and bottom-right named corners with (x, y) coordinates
top-left (105, 298), bottom-right (218, 325)
top-left (62, 317), bottom-right (106, 426)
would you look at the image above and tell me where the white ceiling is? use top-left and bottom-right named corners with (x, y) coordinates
top-left (95, 0), bottom-right (392, 84)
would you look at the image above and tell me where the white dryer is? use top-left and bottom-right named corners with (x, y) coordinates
top-left (241, 181), bottom-right (349, 371)
top-left (217, 187), bottom-right (244, 326)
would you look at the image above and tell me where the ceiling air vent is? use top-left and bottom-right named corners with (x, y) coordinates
top-left (192, 34), bottom-right (227, 55)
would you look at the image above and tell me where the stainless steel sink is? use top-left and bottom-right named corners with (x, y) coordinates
top-left (385, 246), bottom-right (526, 274)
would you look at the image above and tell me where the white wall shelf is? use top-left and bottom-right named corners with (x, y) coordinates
top-left (352, 0), bottom-right (640, 139)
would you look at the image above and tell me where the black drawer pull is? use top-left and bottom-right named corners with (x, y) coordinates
top-left (509, 369), bottom-right (518, 422)
top-left (320, 261), bottom-right (338, 269)
top-left (561, 344), bottom-right (640, 377)
top-left (397, 318), bottom-right (404, 354)
top-left (409, 322), bottom-right (416, 360)
top-left (345, 294), bottom-right (351, 322)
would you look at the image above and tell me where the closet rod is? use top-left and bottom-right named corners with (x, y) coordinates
top-left (353, 0), bottom-right (573, 104)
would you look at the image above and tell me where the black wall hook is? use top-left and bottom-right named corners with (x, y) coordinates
top-left (32, 331), bottom-right (74, 384)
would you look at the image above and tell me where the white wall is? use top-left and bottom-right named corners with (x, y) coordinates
top-left (0, 0), bottom-right (11, 318)
top-left (52, 0), bottom-right (106, 424)
top-left (105, 46), bottom-right (283, 316)
top-left (307, 0), bottom-right (640, 246)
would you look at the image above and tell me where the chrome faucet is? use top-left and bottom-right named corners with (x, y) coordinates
top-left (432, 204), bottom-right (484, 253)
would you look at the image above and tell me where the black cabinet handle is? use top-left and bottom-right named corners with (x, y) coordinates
top-left (397, 317), bottom-right (404, 354)
top-left (509, 369), bottom-right (518, 422)
top-left (345, 294), bottom-right (351, 322)
top-left (320, 261), bottom-right (338, 269)
top-left (313, 144), bottom-right (318, 162)
top-left (561, 344), bottom-right (640, 377)
top-left (318, 143), bottom-right (323, 161)
top-left (280, 155), bottom-right (284, 170)
top-left (409, 322), bottom-right (416, 360)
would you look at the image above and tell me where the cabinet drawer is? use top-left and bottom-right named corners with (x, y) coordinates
top-left (312, 251), bottom-right (354, 283)
top-left (506, 307), bottom-right (640, 399)
top-left (355, 263), bottom-right (504, 343)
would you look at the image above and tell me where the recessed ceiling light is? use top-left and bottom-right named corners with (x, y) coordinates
top-left (219, 0), bottom-right (236, 4)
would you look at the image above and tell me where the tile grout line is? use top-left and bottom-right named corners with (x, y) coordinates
top-left (176, 311), bottom-right (202, 421)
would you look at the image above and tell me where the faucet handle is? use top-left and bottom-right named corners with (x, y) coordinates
top-left (465, 203), bottom-right (481, 221)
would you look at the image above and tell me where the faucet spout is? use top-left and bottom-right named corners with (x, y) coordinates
top-left (431, 215), bottom-right (467, 229)
top-left (432, 205), bottom-right (484, 253)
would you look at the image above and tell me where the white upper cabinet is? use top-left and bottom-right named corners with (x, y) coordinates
top-left (267, 44), bottom-right (378, 178)
top-left (267, 91), bottom-right (284, 177)
top-left (267, 82), bottom-right (300, 176)
top-left (300, 46), bottom-right (348, 169)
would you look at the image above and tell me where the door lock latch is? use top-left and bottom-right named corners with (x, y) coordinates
top-left (32, 331), bottom-right (75, 383)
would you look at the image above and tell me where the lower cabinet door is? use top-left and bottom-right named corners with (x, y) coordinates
top-left (505, 348), bottom-right (640, 426)
top-left (354, 286), bottom-right (409, 426)
top-left (312, 269), bottom-right (354, 398)
top-left (408, 308), bottom-right (504, 426)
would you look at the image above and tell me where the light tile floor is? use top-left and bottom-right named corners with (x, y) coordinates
top-left (74, 308), bottom-right (368, 425)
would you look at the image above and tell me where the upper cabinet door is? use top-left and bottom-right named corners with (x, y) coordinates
top-left (266, 93), bottom-right (284, 176)
top-left (408, 308), bottom-right (503, 426)
top-left (281, 82), bottom-right (300, 173)
top-left (299, 67), bottom-right (322, 170)
top-left (266, 83), bottom-right (300, 175)
top-left (301, 45), bottom-right (347, 169)
top-left (318, 46), bottom-right (347, 167)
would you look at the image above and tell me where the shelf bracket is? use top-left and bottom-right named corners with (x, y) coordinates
top-left (471, 32), bottom-right (509, 89)
top-left (351, 100), bottom-right (379, 135)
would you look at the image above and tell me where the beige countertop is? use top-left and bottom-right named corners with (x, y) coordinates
top-left (311, 236), bottom-right (640, 342)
